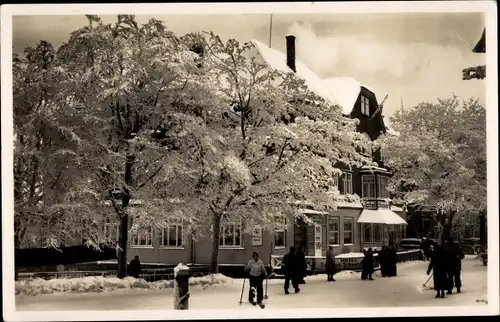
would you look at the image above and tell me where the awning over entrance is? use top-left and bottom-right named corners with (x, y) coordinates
top-left (358, 209), bottom-right (408, 225)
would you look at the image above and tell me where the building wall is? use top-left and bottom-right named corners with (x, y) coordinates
top-left (127, 220), bottom-right (295, 266)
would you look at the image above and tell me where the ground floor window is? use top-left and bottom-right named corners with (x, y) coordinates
top-left (328, 215), bottom-right (340, 245)
top-left (131, 226), bottom-right (153, 247)
top-left (220, 221), bottom-right (242, 247)
top-left (343, 217), bottom-right (354, 245)
top-left (362, 223), bottom-right (383, 243)
top-left (161, 222), bottom-right (183, 247)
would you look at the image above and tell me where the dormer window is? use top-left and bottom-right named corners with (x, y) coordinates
top-left (361, 95), bottom-right (370, 116)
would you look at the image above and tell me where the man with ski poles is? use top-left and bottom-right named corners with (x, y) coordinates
top-left (245, 251), bottom-right (268, 308)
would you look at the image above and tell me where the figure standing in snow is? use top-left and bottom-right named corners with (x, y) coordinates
top-left (387, 245), bottom-right (398, 277)
top-left (444, 237), bottom-right (465, 294)
top-left (361, 248), bottom-right (374, 280)
top-left (245, 251), bottom-right (268, 306)
top-left (379, 246), bottom-right (389, 277)
top-left (282, 246), bottom-right (300, 294)
top-left (325, 246), bottom-right (336, 282)
top-left (296, 245), bottom-right (307, 284)
top-left (127, 255), bottom-right (141, 278)
top-left (427, 243), bottom-right (449, 298)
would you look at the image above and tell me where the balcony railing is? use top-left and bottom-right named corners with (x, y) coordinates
top-left (361, 198), bottom-right (392, 210)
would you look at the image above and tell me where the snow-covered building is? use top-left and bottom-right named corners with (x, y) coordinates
top-left (124, 35), bottom-right (408, 271)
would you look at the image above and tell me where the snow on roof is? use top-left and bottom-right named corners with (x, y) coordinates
top-left (249, 39), bottom-right (386, 118)
top-left (322, 77), bottom-right (363, 115)
top-left (299, 209), bottom-right (329, 215)
top-left (249, 39), bottom-right (338, 106)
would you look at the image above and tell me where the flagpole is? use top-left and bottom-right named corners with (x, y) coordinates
top-left (269, 14), bottom-right (273, 48)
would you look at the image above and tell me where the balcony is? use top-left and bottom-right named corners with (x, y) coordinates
top-left (361, 198), bottom-right (392, 210)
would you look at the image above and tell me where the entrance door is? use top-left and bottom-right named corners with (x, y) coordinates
top-left (294, 219), bottom-right (308, 252)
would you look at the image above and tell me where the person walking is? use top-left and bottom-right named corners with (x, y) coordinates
top-left (127, 255), bottom-right (141, 278)
top-left (282, 246), bottom-right (300, 294)
top-left (444, 237), bottom-right (465, 294)
top-left (325, 246), bottom-right (337, 282)
top-left (427, 243), bottom-right (449, 298)
top-left (361, 248), bottom-right (374, 280)
top-left (296, 246), bottom-right (307, 284)
top-left (245, 252), bottom-right (268, 307)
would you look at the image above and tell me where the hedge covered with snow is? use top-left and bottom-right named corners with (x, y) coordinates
top-left (15, 274), bottom-right (234, 296)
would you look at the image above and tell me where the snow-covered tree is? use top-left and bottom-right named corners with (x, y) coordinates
top-left (163, 32), bottom-right (375, 273)
top-left (13, 40), bottom-right (87, 250)
top-left (378, 96), bottom-right (486, 243)
top-left (54, 15), bottom-right (209, 277)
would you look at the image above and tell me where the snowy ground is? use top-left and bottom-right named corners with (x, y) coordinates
top-left (16, 256), bottom-right (487, 310)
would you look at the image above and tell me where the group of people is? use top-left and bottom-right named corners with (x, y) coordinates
top-left (359, 246), bottom-right (398, 281)
top-left (426, 237), bottom-right (465, 298)
top-left (281, 246), bottom-right (308, 294)
top-left (243, 247), bottom-right (309, 307)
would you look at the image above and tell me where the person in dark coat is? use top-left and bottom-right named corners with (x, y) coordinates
top-left (325, 246), bottom-right (337, 281)
top-left (127, 255), bottom-right (141, 278)
top-left (444, 237), bottom-right (465, 294)
top-left (296, 246), bottom-right (307, 284)
top-left (422, 235), bottom-right (433, 261)
top-left (387, 245), bottom-right (398, 277)
top-left (379, 246), bottom-right (389, 277)
top-left (282, 246), bottom-right (300, 294)
top-left (361, 248), bottom-right (374, 280)
top-left (427, 243), bottom-right (449, 298)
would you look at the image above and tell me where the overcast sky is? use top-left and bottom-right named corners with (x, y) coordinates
top-left (12, 13), bottom-right (486, 116)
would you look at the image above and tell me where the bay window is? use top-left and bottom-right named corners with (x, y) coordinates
top-left (361, 175), bottom-right (376, 198)
top-left (378, 176), bottom-right (390, 199)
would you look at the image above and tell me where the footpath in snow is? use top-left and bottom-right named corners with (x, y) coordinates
top-left (15, 256), bottom-right (487, 310)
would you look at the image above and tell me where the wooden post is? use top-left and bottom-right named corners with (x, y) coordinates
top-left (174, 263), bottom-right (190, 310)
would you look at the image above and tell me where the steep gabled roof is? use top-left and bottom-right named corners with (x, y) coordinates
top-left (249, 39), bottom-right (338, 106)
top-left (249, 39), bottom-right (385, 117)
top-left (323, 77), bottom-right (383, 116)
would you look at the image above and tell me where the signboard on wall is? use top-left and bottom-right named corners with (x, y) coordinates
top-left (252, 227), bottom-right (263, 246)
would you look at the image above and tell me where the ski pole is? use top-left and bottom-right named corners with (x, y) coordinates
top-left (423, 273), bottom-right (433, 287)
top-left (239, 277), bottom-right (246, 305)
top-left (264, 275), bottom-right (269, 299)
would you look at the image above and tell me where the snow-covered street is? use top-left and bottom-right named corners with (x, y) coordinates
top-left (16, 256), bottom-right (487, 310)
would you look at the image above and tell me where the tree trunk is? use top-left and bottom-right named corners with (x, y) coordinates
top-left (441, 210), bottom-right (455, 244)
top-left (479, 212), bottom-right (486, 253)
top-left (117, 154), bottom-right (134, 278)
top-left (209, 212), bottom-right (222, 274)
top-left (117, 213), bottom-right (129, 278)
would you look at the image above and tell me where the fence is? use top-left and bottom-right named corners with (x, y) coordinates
top-left (18, 265), bottom-right (211, 282)
top-left (270, 249), bottom-right (423, 275)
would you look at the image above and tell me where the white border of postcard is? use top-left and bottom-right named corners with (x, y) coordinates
top-left (1, 1), bottom-right (499, 320)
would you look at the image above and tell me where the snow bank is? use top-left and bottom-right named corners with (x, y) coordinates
top-left (15, 274), bottom-right (234, 296)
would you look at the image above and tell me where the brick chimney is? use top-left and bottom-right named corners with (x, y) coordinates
top-left (285, 35), bottom-right (296, 73)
